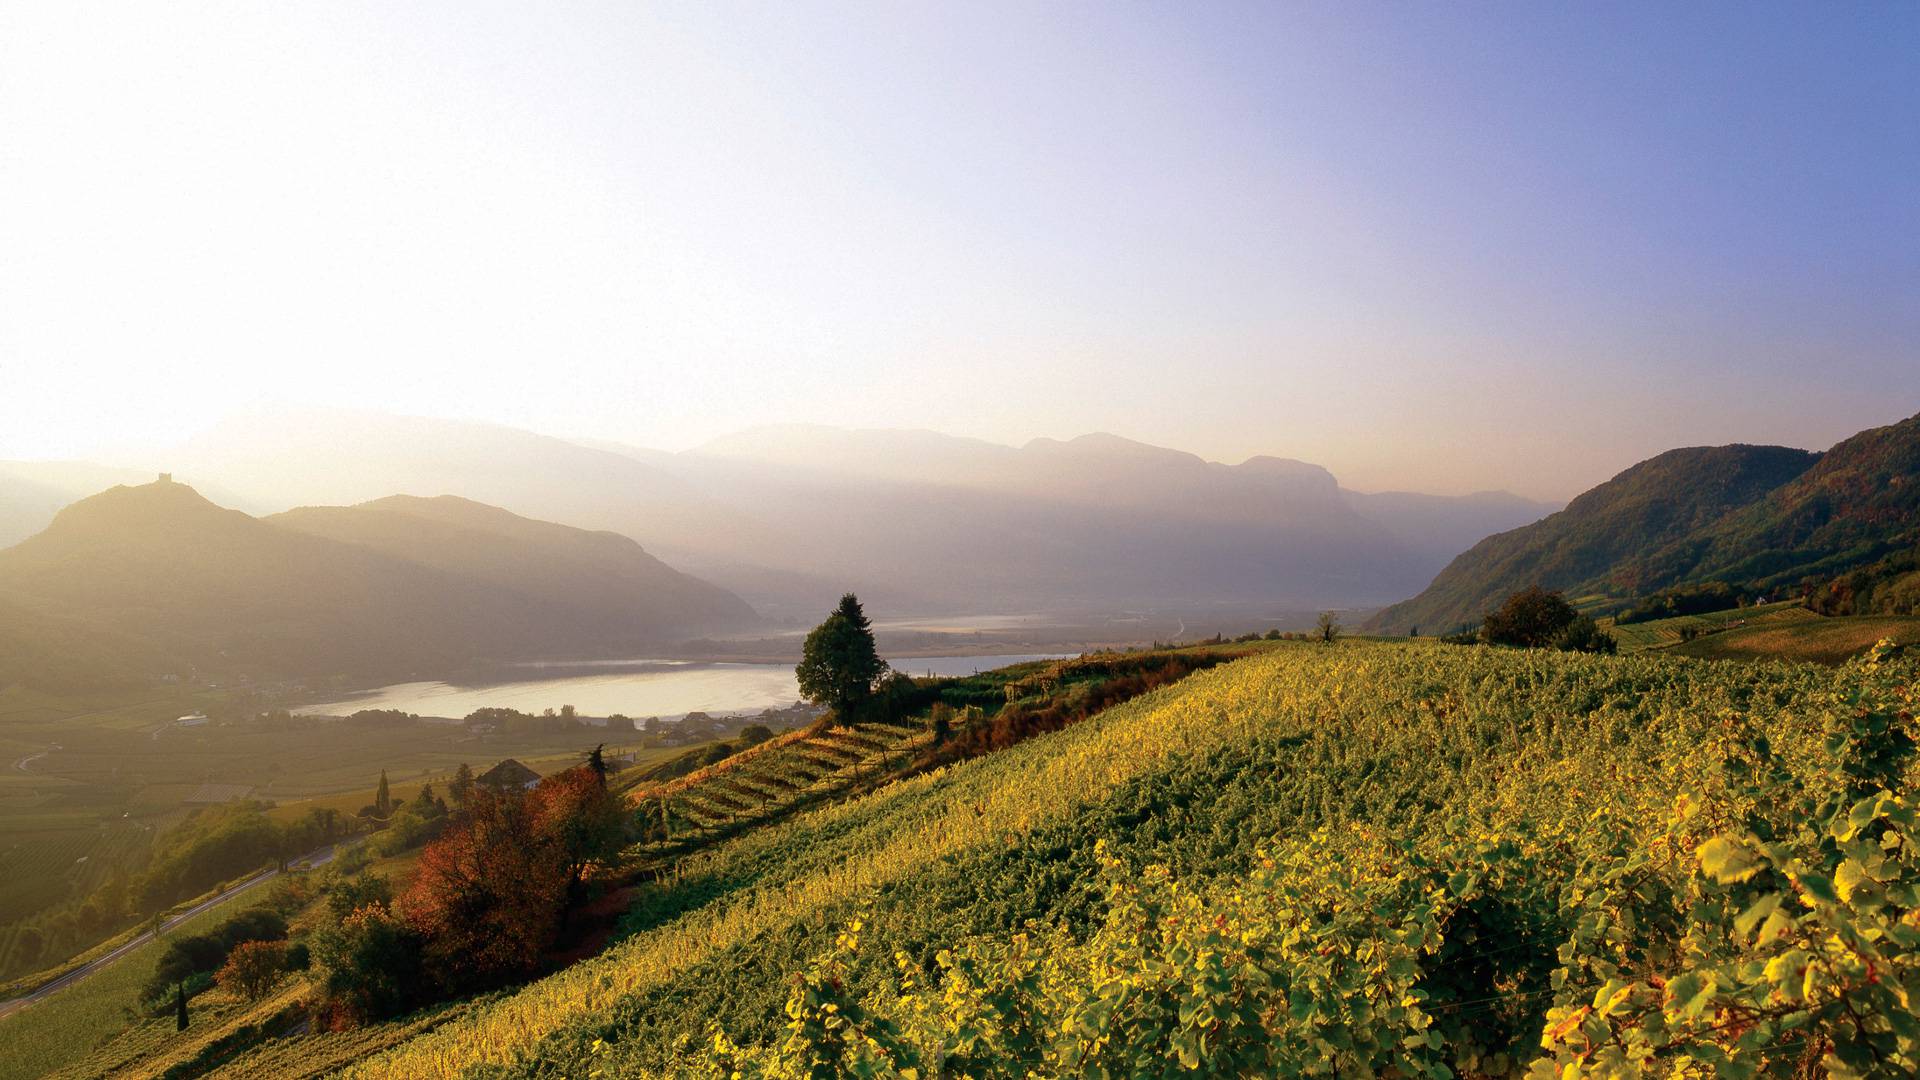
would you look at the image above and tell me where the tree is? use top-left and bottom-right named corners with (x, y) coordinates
top-left (533, 766), bottom-right (631, 913)
top-left (311, 905), bottom-right (426, 1027)
top-left (216, 939), bottom-right (287, 1001)
top-left (1482, 586), bottom-right (1578, 648)
top-left (397, 789), bottom-right (564, 990)
top-left (327, 870), bottom-right (394, 920)
top-left (374, 771), bottom-right (392, 818)
top-left (1315, 611), bottom-right (1342, 644)
top-left (795, 593), bottom-right (887, 719)
top-left (1554, 614), bottom-right (1618, 654)
top-left (175, 981), bottom-right (187, 1030)
top-left (449, 763), bottom-right (474, 805)
top-left (583, 743), bottom-right (615, 785)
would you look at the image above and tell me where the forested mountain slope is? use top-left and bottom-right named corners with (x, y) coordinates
top-left (1368, 444), bottom-right (1818, 633)
top-left (200, 640), bottom-right (1918, 1078)
top-left (1618, 411), bottom-right (1920, 596)
top-left (1373, 412), bottom-right (1920, 634)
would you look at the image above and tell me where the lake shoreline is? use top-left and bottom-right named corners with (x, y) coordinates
top-left (299, 652), bottom-right (1075, 722)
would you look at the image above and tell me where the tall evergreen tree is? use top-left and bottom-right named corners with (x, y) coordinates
top-left (375, 770), bottom-right (392, 817)
top-left (175, 981), bottom-right (188, 1031)
top-left (795, 593), bottom-right (886, 719)
top-left (449, 763), bottom-right (474, 805)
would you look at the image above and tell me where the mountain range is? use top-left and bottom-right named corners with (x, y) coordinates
top-left (34, 411), bottom-right (1556, 617)
top-left (1369, 411), bottom-right (1920, 634)
top-left (0, 480), bottom-right (753, 686)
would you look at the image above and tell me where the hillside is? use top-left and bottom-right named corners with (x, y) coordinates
top-left (0, 480), bottom-right (754, 684)
top-left (269, 495), bottom-right (752, 635)
top-left (136, 640), bottom-right (1919, 1078)
top-left (0, 461), bottom-right (171, 548)
top-left (1368, 443), bottom-right (1818, 633)
top-left (158, 411), bottom-right (1552, 614)
top-left (1618, 411), bottom-right (1920, 596)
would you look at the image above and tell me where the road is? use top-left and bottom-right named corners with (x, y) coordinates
top-left (12, 743), bottom-right (59, 773)
top-left (0, 842), bottom-right (347, 1020)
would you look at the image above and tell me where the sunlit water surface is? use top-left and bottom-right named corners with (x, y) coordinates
top-left (306, 654), bottom-right (1069, 723)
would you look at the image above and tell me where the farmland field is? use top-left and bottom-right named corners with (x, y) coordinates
top-left (1602, 598), bottom-right (1818, 651)
top-left (1666, 612), bottom-right (1920, 665)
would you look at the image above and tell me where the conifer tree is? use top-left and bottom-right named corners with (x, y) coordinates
top-left (449, 763), bottom-right (474, 805)
top-left (175, 981), bottom-right (188, 1031)
top-left (796, 593), bottom-right (886, 720)
top-left (375, 770), bottom-right (392, 817)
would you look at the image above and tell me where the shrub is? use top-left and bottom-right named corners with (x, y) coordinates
top-left (215, 940), bottom-right (287, 1001)
top-left (1554, 615), bottom-right (1618, 654)
top-left (311, 906), bottom-right (427, 1027)
top-left (1482, 586), bottom-right (1578, 648)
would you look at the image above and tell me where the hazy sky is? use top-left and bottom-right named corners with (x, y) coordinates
top-left (2, 2), bottom-right (1914, 498)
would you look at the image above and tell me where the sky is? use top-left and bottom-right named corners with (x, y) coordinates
top-left (1, 1), bottom-right (1914, 499)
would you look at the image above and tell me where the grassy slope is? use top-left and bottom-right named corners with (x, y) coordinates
top-left (0, 875), bottom-right (280, 1080)
top-left (1602, 599), bottom-right (1817, 652)
top-left (200, 639), bottom-right (1904, 1080)
top-left (1666, 613), bottom-right (1920, 665)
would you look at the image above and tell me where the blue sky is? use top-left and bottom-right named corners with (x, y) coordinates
top-left (2, 1), bottom-right (1913, 497)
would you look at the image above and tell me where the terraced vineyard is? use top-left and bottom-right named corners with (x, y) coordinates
top-left (635, 715), bottom-right (930, 853)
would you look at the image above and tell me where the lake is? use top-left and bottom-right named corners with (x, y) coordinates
top-left (304, 653), bottom-right (1070, 723)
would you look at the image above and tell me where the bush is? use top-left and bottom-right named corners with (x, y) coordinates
top-left (311, 907), bottom-right (427, 1027)
top-left (1482, 586), bottom-right (1578, 648)
top-left (215, 940), bottom-right (287, 1001)
top-left (1554, 615), bottom-right (1618, 654)
top-left (144, 907), bottom-right (289, 1001)
top-left (326, 871), bottom-right (394, 920)
top-left (216, 910), bottom-right (287, 950)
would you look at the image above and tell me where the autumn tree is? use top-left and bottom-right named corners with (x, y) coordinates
top-left (1315, 611), bottom-right (1342, 644)
top-left (532, 766), bottom-right (631, 914)
top-left (796, 593), bottom-right (887, 719)
top-left (215, 939), bottom-right (287, 1001)
top-left (396, 788), bottom-right (564, 990)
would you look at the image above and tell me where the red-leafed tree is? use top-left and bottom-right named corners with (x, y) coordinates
top-left (532, 765), bottom-right (631, 912)
top-left (215, 939), bottom-right (287, 1001)
top-left (396, 787), bottom-right (564, 990)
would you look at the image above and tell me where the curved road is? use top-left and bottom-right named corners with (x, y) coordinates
top-left (0, 842), bottom-right (348, 1020)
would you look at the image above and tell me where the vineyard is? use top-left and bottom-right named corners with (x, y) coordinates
top-left (12, 638), bottom-right (1914, 1078)
top-left (1603, 599), bottom-right (1819, 652)
top-left (220, 637), bottom-right (1908, 1080)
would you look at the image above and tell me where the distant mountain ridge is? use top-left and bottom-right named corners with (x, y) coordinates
top-left (143, 410), bottom-right (1554, 615)
top-left (1369, 411), bottom-right (1920, 634)
top-left (0, 480), bottom-right (754, 684)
